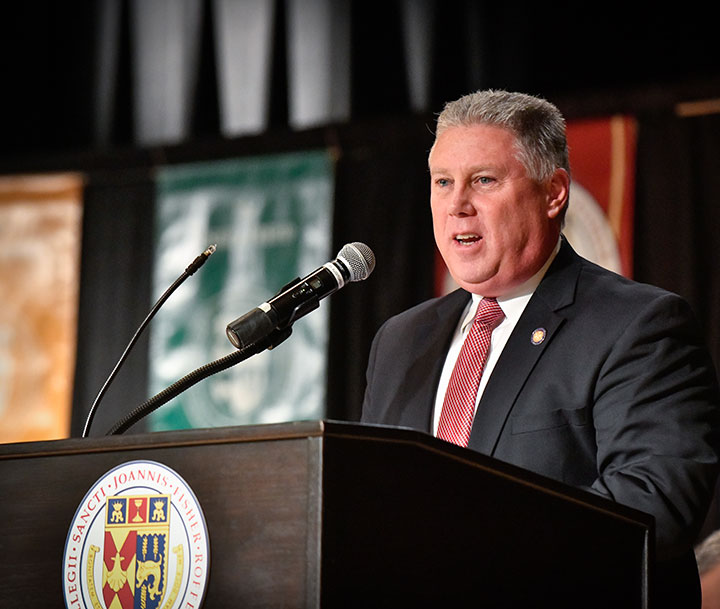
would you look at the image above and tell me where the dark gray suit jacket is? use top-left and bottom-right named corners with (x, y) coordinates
top-left (362, 239), bottom-right (720, 602)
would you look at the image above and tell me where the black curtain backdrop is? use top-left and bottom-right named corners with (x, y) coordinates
top-left (327, 117), bottom-right (436, 422)
top-left (635, 111), bottom-right (720, 368)
top-left (70, 169), bottom-right (155, 437)
top-left (634, 111), bottom-right (720, 539)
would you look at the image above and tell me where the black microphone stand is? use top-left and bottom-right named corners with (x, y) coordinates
top-left (105, 327), bottom-right (292, 435)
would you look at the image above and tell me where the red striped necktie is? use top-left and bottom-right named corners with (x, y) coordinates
top-left (437, 297), bottom-right (505, 447)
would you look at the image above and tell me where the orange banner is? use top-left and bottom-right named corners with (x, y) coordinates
top-left (0, 174), bottom-right (83, 443)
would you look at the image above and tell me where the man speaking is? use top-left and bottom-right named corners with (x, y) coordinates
top-left (361, 90), bottom-right (720, 607)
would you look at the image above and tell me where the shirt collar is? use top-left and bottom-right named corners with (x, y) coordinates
top-left (461, 239), bottom-right (561, 332)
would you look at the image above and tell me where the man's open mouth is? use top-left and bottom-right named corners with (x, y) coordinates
top-left (455, 233), bottom-right (481, 245)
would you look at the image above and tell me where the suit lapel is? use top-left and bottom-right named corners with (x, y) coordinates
top-left (467, 240), bottom-right (582, 455)
top-left (395, 289), bottom-right (470, 432)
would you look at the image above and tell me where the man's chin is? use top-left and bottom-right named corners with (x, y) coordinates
top-left (451, 274), bottom-right (498, 297)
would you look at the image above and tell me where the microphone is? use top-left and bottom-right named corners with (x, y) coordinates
top-left (226, 242), bottom-right (375, 350)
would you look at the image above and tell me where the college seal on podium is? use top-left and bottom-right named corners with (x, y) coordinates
top-left (62, 460), bottom-right (210, 609)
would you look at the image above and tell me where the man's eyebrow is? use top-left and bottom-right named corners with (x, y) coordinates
top-left (429, 164), bottom-right (498, 174)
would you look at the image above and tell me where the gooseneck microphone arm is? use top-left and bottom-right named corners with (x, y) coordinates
top-left (81, 244), bottom-right (217, 438)
top-left (105, 327), bottom-right (292, 435)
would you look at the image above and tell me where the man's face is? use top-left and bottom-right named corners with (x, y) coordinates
top-left (429, 123), bottom-right (568, 297)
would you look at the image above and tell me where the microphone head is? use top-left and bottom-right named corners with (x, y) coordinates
top-left (337, 242), bottom-right (375, 282)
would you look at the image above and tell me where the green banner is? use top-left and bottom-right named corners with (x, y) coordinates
top-left (148, 150), bottom-right (334, 431)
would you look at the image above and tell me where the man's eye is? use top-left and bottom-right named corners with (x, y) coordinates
top-left (476, 176), bottom-right (494, 184)
top-left (436, 178), bottom-right (450, 187)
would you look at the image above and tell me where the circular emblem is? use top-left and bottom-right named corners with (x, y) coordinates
top-left (62, 460), bottom-right (210, 609)
top-left (530, 328), bottom-right (547, 345)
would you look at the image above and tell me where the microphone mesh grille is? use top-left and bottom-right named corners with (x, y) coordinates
top-left (338, 242), bottom-right (376, 282)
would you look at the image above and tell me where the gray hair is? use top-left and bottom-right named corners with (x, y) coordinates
top-left (433, 90), bottom-right (570, 183)
top-left (696, 530), bottom-right (720, 575)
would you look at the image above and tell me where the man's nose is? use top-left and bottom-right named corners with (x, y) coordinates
top-left (448, 184), bottom-right (476, 216)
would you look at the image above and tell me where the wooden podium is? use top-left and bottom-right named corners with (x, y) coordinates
top-left (0, 420), bottom-right (652, 608)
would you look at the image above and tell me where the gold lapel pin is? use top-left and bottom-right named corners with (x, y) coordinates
top-left (530, 327), bottom-right (547, 345)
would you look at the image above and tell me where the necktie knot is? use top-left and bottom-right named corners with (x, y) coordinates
top-left (475, 297), bottom-right (504, 329)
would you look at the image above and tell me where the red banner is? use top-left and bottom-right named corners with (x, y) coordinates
top-left (565, 115), bottom-right (636, 278)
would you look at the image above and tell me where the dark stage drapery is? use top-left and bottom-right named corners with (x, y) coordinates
top-left (70, 169), bottom-right (155, 437)
top-left (634, 111), bottom-right (720, 538)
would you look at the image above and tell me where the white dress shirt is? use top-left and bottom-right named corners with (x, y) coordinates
top-left (432, 240), bottom-right (561, 435)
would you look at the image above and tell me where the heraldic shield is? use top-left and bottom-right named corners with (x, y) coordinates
top-left (102, 495), bottom-right (170, 609)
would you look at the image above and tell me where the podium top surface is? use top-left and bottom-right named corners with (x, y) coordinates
top-left (0, 419), bottom-right (653, 529)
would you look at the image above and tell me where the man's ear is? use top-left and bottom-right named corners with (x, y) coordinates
top-left (547, 168), bottom-right (570, 219)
